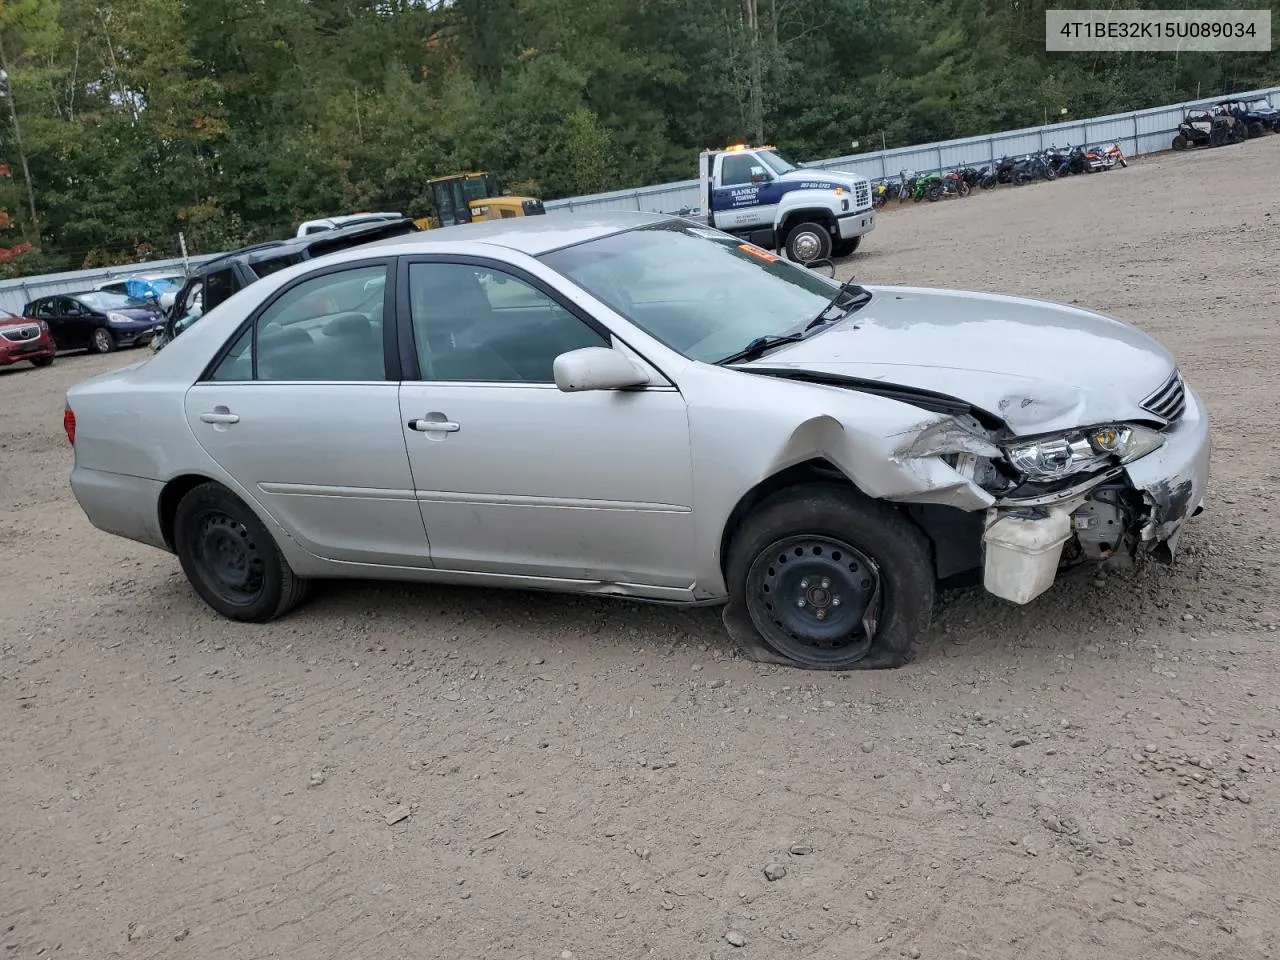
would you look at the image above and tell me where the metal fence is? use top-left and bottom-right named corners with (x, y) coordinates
top-left (0, 253), bottom-right (220, 317)
top-left (541, 85), bottom-right (1280, 216)
top-left (2, 85), bottom-right (1277, 315)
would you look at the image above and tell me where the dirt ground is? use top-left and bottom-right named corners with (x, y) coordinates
top-left (4, 138), bottom-right (1280, 960)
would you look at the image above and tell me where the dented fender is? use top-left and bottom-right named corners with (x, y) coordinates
top-left (682, 371), bottom-right (999, 597)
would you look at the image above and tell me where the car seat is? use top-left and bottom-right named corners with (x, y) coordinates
top-left (410, 266), bottom-right (522, 381)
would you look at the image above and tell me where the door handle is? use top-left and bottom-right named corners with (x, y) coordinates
top-left (200, 411), bottom-right (240, 424)
top-left (408, 417), bottom-right (460, 433)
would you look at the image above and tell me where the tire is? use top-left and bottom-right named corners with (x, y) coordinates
top-left (173, 481), bottom-right (311, 623)
top-left (925, 184), bottom-right (942, 201)
top-left (89, 326), bottom-right (115, 354)
top-left (783, 221), bottom-right (831, 264)
top-left (723, 483), bottom-right (935, 671)
top-left (1172, 135), bottom-right (1187, 150)
top-left (1248, 121), bottom-right (1264, 139)
top-left (30, 356), bottom-right (54, 367)
top-left (957, 180), bottom-right (970, 196)
top-left (1044, 167), bottom-right (1056, 181)
top-left (832, 236), bottom-right (860, 257)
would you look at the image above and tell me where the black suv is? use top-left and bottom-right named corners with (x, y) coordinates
top-left (155, 217), bottom-right (419, 351)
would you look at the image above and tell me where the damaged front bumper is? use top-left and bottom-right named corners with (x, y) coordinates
top-left (982, 383), bottom-right (1210, 604)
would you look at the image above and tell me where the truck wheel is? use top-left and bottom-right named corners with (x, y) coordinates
top-left (833, 237), bottom-right (860, 258)
top-left (1172, 134), bottom-right (1187, 150)
top-left (723, 483), bottom-right (935, 671)
top-left (784, 222), bottom-right (831, 264)
top-left (1248, 121), bottom-right (1264, 139)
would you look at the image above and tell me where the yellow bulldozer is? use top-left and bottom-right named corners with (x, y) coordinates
top-left (413, 172), bottom-right (546, 230)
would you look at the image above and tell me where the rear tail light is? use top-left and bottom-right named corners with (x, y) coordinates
top-left (63, 404), bottom-right (76, 446)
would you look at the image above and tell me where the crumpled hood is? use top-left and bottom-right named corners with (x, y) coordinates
top-left (742, 284), bottom-right (1178, 436)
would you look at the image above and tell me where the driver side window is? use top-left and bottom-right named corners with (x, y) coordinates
top-left (721, 154), bottom-right (767, 186)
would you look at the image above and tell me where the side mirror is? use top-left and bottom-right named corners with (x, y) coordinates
top-left (553, 346), bottom-right (650, 392)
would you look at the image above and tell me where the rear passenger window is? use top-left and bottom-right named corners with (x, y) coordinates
top-left (206, 264), bottom-right (389, 382)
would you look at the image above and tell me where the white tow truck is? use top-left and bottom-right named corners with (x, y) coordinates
top-left (696, 144), bottom-right (875, 263)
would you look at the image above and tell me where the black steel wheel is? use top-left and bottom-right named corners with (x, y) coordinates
top-left (745, 535), bottom-right (881, 667)
top-left (173, 481), bottom-right (310, 622)
top-left (723, 483), bottom-right (935, 671)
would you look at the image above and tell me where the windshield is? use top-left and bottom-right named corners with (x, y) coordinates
top-left (77, 291), bottom-right (151, 311)
top-left (539, 220), bottom-right (853, 363)
top-left (757, 149), bottom-right (799, 176)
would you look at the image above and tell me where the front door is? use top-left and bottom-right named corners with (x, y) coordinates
top-left (395, 258), bottom-right (696, 587)
top-left (183, 260), bottom-right (431, 567)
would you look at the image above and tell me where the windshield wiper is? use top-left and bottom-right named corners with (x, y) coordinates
top-left (715, 333), bottom-right (806, 365)
top-left (805, 279), bottom-right (871, 331)
top-left (716, 281), bottom-right (871, 366)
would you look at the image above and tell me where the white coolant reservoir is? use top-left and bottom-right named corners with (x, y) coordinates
top-left (982, 506), bottom-right (1073, 605)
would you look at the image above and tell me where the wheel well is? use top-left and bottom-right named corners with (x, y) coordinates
top-left (718, 459), bottom-right (862, 577)
top-left (779, 209), bottom-right (837, 242)
top-left (717, 458), bottom-right (984, 584)
top-left (158, 473), bottom-right (216, 550)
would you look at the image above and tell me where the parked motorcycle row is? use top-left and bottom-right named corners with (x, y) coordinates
top-left (871, 141), bottom-right (1128, 206)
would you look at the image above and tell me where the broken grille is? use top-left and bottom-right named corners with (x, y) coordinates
top-left (1141, 369), bottom-right (1186, 424)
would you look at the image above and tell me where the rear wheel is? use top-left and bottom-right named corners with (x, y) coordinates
top-left (89, 327), bottom-right (115, 354)
top-left (1248, 121), bottom-right (1264, 139)
top-left (783, 221), bottom-right (832, 264)
top-left (1172, 134), bottom-right (1187, 150)
top-left (30, 356), bottom-right (54, 367)
top-left (724, 484), bottom-right (935, 670)
top-left (925, 184), bottom-right (943, 201)
top-left (173, 481), bottom-right (311, 622)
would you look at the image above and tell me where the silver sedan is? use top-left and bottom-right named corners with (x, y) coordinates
top-left (64, 212), bottom-right (1211, 670)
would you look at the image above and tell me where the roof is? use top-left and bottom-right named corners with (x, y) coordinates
top-left (361, 210), bottom-right (673, 257)
top-left (191, 218), bottom-right (419, 275)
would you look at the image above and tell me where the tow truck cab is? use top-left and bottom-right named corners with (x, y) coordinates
top-left (697, 144), bottom-right (875, 263)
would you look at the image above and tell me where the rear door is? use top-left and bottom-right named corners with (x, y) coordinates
top-left (183, 258), bottom-right (430, 567)
top-left (31, 299), bottom-right (63, 346)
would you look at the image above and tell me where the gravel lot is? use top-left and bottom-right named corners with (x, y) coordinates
top-left (4, 137), bottom-right (1280, 960)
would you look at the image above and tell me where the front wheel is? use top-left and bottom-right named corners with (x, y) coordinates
top-left (30, 356), bottom-right (54, 367)
top-left (783, 221), bottom-right (832, 264)
top-left (173, 481), bottom-right (311, 622)
top-left (832, 236), bottom-right (860, 257)
top-left (89, 327), bottom-right (115, 354)
top-left (724, 484), bottom-right (935, 670)
top-left (1172, 134), bottom-right (1187, 150)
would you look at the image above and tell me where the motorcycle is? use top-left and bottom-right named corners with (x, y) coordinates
top-left (1103, 141), bottom-right (1128, 168)
top-left (942, 169), bottom-right (971, 197)
top-left (1083, 145), bottom-right (1113, 172)
top-left (871, 180), bottom-right (892, 208)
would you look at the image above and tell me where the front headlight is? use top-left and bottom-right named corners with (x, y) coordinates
top-left (1004, 424), bottom-right (1164, 481)
top-left (106, 311), bottom-right (133, 325)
